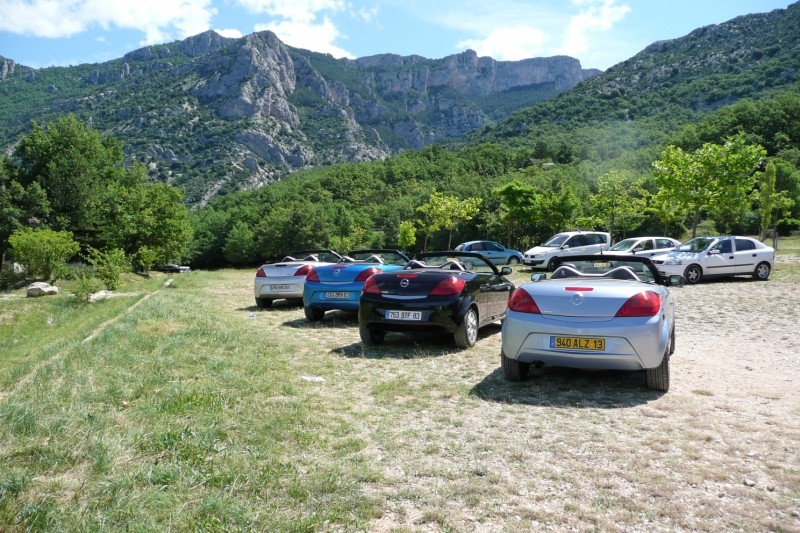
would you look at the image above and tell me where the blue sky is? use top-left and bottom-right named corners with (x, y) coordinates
top-left (0, 0), bottom-right (793, 71)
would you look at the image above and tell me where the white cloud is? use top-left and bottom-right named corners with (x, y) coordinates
top-left (557, 0), bottom-right (630, 57)
top-left (239, 0), bottom-right (353, 58)
top-left (254, 17), bottom-right (353, 58)
top-left (235, 0), bottom-right (346, 22)
top-left (215, 28), bottom-right (244, 38)
top-left (0, 0), bottom-right (216, 43)
top-left (457, 27), bottom-right (548, 61)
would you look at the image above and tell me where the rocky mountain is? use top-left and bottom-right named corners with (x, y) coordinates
top-left (0, 32), bottom-right (598, 205)
top-left (473, 2), bottom-right (800, 146)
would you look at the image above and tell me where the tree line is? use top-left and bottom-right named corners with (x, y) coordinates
top-left (2, 91), bottom-right (799, 283)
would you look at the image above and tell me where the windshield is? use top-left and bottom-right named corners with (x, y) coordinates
top-left (553, 258), bottom-right (658, 284)
top-left (542, 234), bottom-right (569, 247)
top-left (609, 239), bottom-right (637, 252)
top-left (676, 237), bottom-right (715, 253)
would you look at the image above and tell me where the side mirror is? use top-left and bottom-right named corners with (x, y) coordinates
top-left (531, 273), bottom-right (547, 282)
top-left (501, 266), bottom-right (512, 275)
top-left (667, 275), bottom-right (685, 287)
top-left (708, 249), bottom-right (720, 255)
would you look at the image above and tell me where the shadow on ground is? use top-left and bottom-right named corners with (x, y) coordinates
top-left (470, 366), bottom-right (662, 408)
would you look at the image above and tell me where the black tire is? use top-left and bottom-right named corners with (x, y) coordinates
top-left (684, 264), bottom-right (702, 284)
top-left (547, 257), bottom-right (561, 271)
top-left (501, 350), bottom-right (530, 381)
top-left (753, 262), bottom-right (771, 280)
top-left (454, 307), bottom-right (479, 348)
top-left (304, 306), bottom-right (324, 321)
top-left (256, 297), bottom-right (273, 309)
top-left (359, 325), bottom-right (385, 346)
top-left (646, 333), bottom-right (671, 391)
top-left (508, 256), bottom-right (520, 266)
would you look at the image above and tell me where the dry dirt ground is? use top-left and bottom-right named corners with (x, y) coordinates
top-left (240, 260), bottom-right (800, 532)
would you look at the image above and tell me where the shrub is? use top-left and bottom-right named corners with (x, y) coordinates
top-left (8, 228), bottom-right (80, 282)
top-left (86, 247), bottom-right (128, 290)
top-left (72, 274), bottom-right (101, 305)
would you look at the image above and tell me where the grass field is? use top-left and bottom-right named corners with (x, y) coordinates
top-left (1, 236), bottom-right (799, 531)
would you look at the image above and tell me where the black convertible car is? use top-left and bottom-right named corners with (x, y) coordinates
top-left (358, 251), bottom-right (515, 348)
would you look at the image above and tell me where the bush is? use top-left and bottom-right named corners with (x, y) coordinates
top-left (8, 228), bottom-right (80, 282)
top-left (0, 269), bottom-right (27, 291)
top-left (72, 274), bottom-right (101, 305)
top-left (86, 247), bottom-right (128, 290)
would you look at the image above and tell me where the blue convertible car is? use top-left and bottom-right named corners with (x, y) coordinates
top-left (302, 249), bottom-right (410, 321)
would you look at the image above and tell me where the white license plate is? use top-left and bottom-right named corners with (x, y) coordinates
top-left (270, 284), bottom-right (291, 291)
top-left (385, 310), bottom-right (422, 321)
top-left (325, 292), bottom-right (349, 300)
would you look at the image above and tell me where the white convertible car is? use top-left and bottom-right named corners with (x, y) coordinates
top-left (253, 250), bottom-right (341, 308)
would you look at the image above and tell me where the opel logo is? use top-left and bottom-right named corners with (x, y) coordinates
top-left (400, 279), bottom-right (410, 288)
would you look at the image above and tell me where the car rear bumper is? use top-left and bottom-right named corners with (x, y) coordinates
top-left (254, 278), bottom-right (304, 300)
top-left (501, 311), bottom-right (668, 370)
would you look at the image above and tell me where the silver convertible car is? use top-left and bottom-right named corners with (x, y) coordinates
top-left (500, 254), bottom-right (684, 391)
top-left (253, 250), bottom-right (342, 308)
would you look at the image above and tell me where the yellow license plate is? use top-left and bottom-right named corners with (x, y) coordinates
top-left (551, 336), bottom-right (606, 351)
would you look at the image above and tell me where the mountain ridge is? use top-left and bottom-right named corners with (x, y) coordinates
top-left (0, 32), bottom-right (597, 205)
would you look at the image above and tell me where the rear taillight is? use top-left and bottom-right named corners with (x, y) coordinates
top-left (294, 264), bottom-right (312, 277)
top-left (429, 276), bottom-right (466, 296)
top-left (508, 288), bottom-right (541, 314)
top-left (256, 267), bottom-right (266, 278)
top-left (362, 277), bottom-right (381, 294)
top-left (615, 291), bottom-right (661, 317)
top-left (306, 267), bottom-right (320, 282)
top-left (355, 267), bottom-right (381, 282)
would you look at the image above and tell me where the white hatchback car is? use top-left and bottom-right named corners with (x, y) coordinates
top-left (604, 236), bottom-right (681, 258)
top-left (523, 231), bottom-right (611, 270)
top-left (254, 250), bottom-right (341, 308)
top-left (651, 236), bottom-right (775, 284)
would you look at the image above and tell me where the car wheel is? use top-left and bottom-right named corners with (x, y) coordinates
top-left (256, 297), bottom-right (273, 309)
top-left (501, 349), bottom-right (530, 381)
top-left (454, 307), bottom-right (479, 348)
top-left (646, 335), bottom-right (671, 391)
top-left (359, 325), bottom-right (385, 346)
top-left (547, 257), bottom-right (561, 271)
top-left (304, 306), bottom-right (324, 321)
top-left (684, 264), bottom-right (702, 284)
top-left (753, 262), bottom-right (771, 280)
top-left (508, 256), bottom-right (520, 266)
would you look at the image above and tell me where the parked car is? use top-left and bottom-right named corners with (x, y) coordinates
top-left (501, 254), bottom-right (685, 391)
top-left (523, 231), bottom-right (611, 270)
top-left (650, 236), bottom-right (775, 284)
top-left (454, 241), bottom-right (523, 265)
top-left (154, 264), bottom-right (191, 273)
top-left (359, 251), bottom-right (514, 348)
top-left (603, 236), bottom-right (681, 257)
top-left (253, 250), bottom-right (342, 308)
top-left (303, 249), bottom-right (410, 321)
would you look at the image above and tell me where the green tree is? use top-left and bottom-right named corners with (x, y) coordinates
top-left (416, 192), bottom-right (482, 250)
top-left (0, 158), bottom-right (51, 268)
top-left (653, 133), bottom-right (767, 237)
top-left (86, 247), bottom-right (128, 290)
top-left (223, 221), bottom-right (257, 266)
top-left (13, 115), bottom-right (125, 246)
top-left (756, 161), bottom-right (797, 248)
top-left (397, 220), bottom-right (416, 252)
top-left (8, 228), bottom-right (80, 281)
top-left (591, 171), bottom-right (648, 241)
top-left (492, 180), bottom-right (538, 246)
